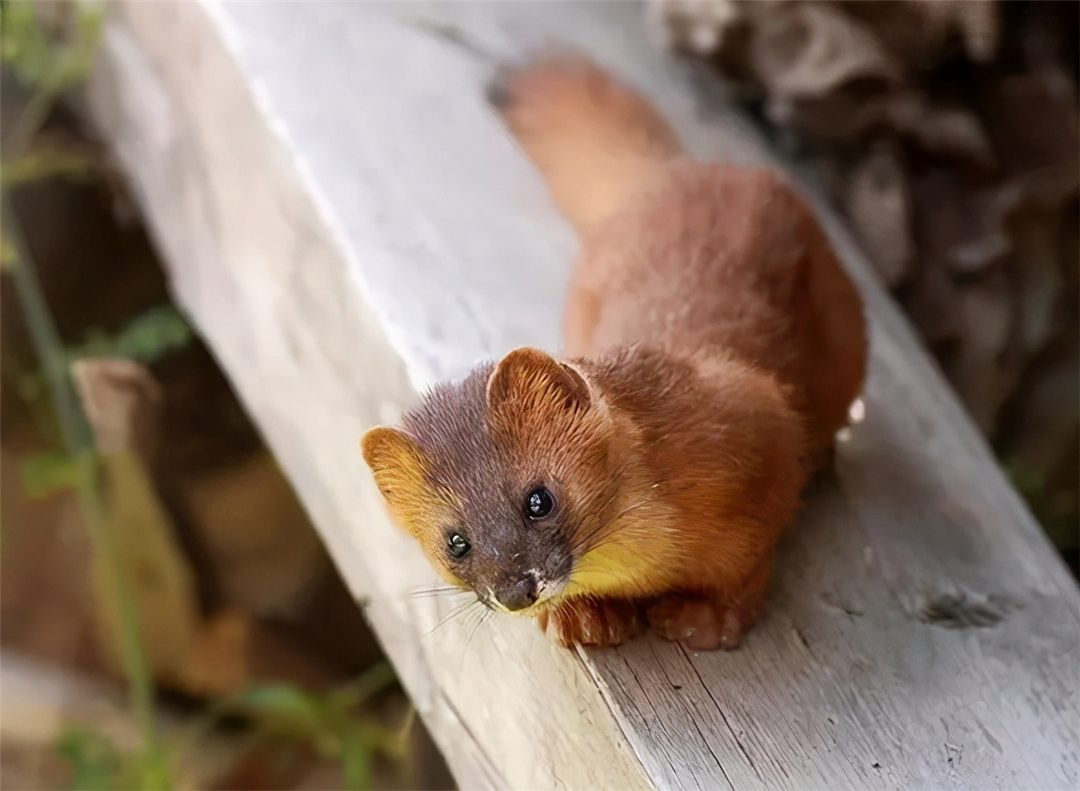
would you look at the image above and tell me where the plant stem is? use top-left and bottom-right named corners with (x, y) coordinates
top-left (3, 4), bottom-right (167, 784)
top-left (1, 206), bottom-right (90, 448)
top-left (1, 201), bottom-right (168, 786)
top-left (7, 85), bottom-right (60, 160)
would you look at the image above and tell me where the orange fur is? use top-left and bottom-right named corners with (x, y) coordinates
top-left (362, 428), bottom-right (467, 587)
top-left (361, 54), bottom-right (868, 651)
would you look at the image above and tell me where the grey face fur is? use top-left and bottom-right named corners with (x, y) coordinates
top-left (402, 364), bottom-right (575, 611)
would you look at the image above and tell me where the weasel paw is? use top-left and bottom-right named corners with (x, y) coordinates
top-left (539, 598), bottom-right (643, 648)
top-left (646, 596), bottom-right (746, 651)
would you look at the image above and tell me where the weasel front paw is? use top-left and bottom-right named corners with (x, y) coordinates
top-left (539, 598), bottom-right (643, 648)
top-left (646, 595), bottom-right (749, 651)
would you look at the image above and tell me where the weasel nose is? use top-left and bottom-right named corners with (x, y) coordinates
top-left (497, 574), bottom-right (538, 612)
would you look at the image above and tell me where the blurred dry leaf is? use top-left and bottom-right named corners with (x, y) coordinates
top-left (1, 149), bottom-right (93, 187)
top-left (885, 91), bottom-right (994, 166)
top-left (1002, 345), bottom-right (1080, 517)
top-left (88, 450), bottom-right (201, 679)
top-left (990, 68), bottom-right (1079, 180)
top-left (71, 358), bottom-right (201, 679)
top-left (654, 0), bottom-right (1001, 64)
top-left (175, 609), bottom-right (343, 698)
top-left (845, 0), bottom-right (1000, 67)
top-left (952, 271), bottom-right (1018, 432)
top-left (751, 3), bottom-right (900, 140)
top-left (647, 0), bottom-right (745, 55)
top-left (179, 449), bottom-right (329, 620)
top-left (175, 609), bottom-right (255, 697)
top-left (71, 358), bottom-right (162, 458)
top-left (844, 141), bottom-right (913, 286)
top-left (750, 3), bottom-right (900, 96)
top-left (0, 440), bottom-right (100, 675)
top-left (650, 0), bottom-right (1078, 551)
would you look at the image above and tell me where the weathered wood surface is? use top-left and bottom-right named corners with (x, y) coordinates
top-left (86, 1), bottom-right (1080, 789)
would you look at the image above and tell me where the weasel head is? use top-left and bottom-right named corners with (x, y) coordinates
top-left (361, 347), bottom-right (627, 614)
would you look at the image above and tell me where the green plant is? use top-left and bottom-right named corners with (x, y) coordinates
top-left (56, 725), bottom-right (176, 791)
top-left (236, 663), bottom-right (404, 791)
top-left (4, 212), bottom-right (175, 791)
top-left (17, 304), bottom-right (194, 500)
top-left (2, 2), bottom-right (171, 788)
top-left (1002, 455), bottom-right (1079, 557)
top-left (1, 0), bottom-right (104, 155)
top-left (56, 726), bottom-right (123, 791)
top-left (182, 663), bottom-right (405, 791)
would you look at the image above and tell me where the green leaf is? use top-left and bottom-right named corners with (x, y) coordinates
top-left (16, 368), bottom-right (47, 404)
top-left (0, 1), bottom-right (52, 85)
top-left (56, 725), bottom-right (122, 791)
top-left (64, 306), bottom-right (194, 366)
top-left (1001, 454), bottom-right (1078, 552)
top-left (1001, 455), bottom-right (1045, 498)
top-left (46, 28), bottom-right (104, 93)
top-left (113, 747), bottom-right (173, 791)
top-left (108, 306), bottom-right (194, 363)
top-left (0, 1), bottom-right (106, 92)
top-left (0, 237), bottom-right (16, 271)
top-left (340, 723), bottom-right (374, 791)
top-left (235, 684), bottom-right (328, 737)
top-left (328, 661), bottom-right (397, 713)
top-left (1, 148), bottom-right (94, 187)
top-left (20, 450), bottom-right (80, 499)
top-left (55, 726), bottom-right (172, 791)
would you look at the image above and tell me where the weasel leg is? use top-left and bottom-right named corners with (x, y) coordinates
top-left (538, 597), bottom-right (643, 648)
top-left (646, 557), bottom-right (773, 651)
top-left (646, 596), bottom-right (748, 650)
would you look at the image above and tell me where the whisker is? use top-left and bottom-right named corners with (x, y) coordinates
top-left (409, 585), bottom-right (468, 600)
top-left (575, 534), bottom-right (628, 556)
top-left (464, 608), bottom-right (493, 656)
top-left (570, 521), bottom-right (619, 556)
top-left (568, 515), bottom-right (613, 552)
top-left (455, 606), bottom-right (492, 673)
top-left (466, 600), bottom-right (491, 633)
top-left (428, 598), bottom-right (480, 634)
top-left (568, 497), bottom-right (656, 556)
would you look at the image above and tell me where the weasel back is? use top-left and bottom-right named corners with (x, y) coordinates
top-left (491, 53), bottom-right (868, 465)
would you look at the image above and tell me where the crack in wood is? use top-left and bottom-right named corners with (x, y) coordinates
top-left (573, 648), bottom-right (656, 788)
top-left (436, 687), bottom-right (507, 790)
top-left (679, 644), bottom-right (766, 786)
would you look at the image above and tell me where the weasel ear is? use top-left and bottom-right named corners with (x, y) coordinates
top-left (486, 347), bottom-right (590, 414)
top-left (361, 427), bottom-right (428, 504)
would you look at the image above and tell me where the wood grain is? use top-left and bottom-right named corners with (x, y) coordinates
top-left (86, 2), bottom-right (1080, 789)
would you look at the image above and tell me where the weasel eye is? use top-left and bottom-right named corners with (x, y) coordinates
top-left (526, 487), bottom-right (555, 519)
top-left (447, 532), bottom-right (471, 559)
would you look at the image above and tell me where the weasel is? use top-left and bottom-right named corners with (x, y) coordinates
top-left (362, 55), bottom-right (867, 651)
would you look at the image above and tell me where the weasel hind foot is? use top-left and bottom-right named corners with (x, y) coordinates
top-left (646, 595), bottom-right (752, 651)
top-left (539, 597), bottom-right (643, 648)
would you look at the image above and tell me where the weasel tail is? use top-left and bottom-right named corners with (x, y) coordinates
top-left (490, 56), bottom-right (684, 232)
